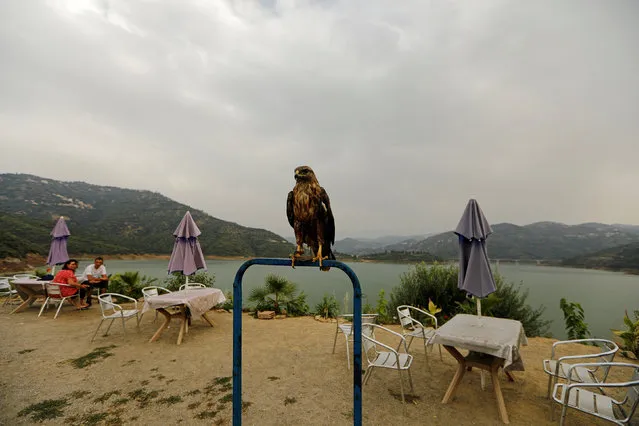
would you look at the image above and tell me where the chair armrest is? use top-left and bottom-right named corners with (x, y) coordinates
top-left (550, 338), bottom-right (617, 358)
top-left (565, 362), bottom-right (639, 385)
top-left (362, 332), bottom-right (405, 357)
top-left (407, 306), bottom-right (438, 328)
top-left (113, 294), bottom-right (138, 308)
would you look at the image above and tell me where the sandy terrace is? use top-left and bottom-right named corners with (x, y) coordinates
top-left (0, 303), bottom-right (637, 426)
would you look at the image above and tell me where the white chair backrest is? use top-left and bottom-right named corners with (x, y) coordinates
top-left (0, 278), bottom-right (11, 291)
top-left (362, 324), bottom-right (377, 358)
top-left (397, 307), bottom-right (413, 328)
top-left (13, 274), bottom-right (39, 280)
top-left (45, 283), bottom-right (63, 297)
top-left (143, 288), bottom-right (159, 298)
top-left (99, 294), bottom-right (118, 316)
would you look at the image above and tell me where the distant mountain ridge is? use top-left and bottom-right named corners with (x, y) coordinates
top-left (337, 222), bottom-right (639, 261)
top-left (0, 173), bottom-right (293, 258)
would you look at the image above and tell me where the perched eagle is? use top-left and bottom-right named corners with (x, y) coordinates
top-left (287, 165), bottom-right (335, 270)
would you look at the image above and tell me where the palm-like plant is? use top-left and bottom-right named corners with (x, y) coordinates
top-left (612, 310), bottom-right (639, 359)
top-left (109, 271), bottom-right (157, 300)
top-left (248, 274), bottom-right (298, 314)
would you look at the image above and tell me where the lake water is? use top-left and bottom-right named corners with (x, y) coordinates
top-left (101, 259), bottom-right (639, 340)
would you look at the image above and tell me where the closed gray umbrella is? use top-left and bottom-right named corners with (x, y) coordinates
top-left (46, 217), bottom-right (70, 272)
top-left (167, 211), bottom-right (207, 282)
top-left (454, 199), bottom-right (497, 305)
top-left (454, 199), bottom-right (497, 390)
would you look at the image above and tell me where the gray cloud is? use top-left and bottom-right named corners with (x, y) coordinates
top-left (1, 0), bottom-right (638, 238)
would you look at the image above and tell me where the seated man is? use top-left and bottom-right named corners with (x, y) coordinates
top-left (80, 257), bottom-right (109, 306)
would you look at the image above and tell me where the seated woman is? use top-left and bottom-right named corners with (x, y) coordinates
top-left (52, 259), bottom-right (90, 309)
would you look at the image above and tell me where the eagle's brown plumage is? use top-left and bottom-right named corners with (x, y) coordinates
top-left (287, 165), bottom-right (335, 270)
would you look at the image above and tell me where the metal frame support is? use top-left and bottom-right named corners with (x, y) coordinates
top-left (232, 258), bottom-right (362, 426)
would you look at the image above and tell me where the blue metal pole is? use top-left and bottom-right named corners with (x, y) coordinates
top-left (232, 258), bottom-right (362, 426)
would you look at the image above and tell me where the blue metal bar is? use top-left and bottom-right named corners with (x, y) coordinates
top-left (232, 258), bottom-right (362, 426)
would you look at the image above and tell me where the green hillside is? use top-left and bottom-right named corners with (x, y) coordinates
top-left (561, 242), bottom-right (639, 273)
top-left (0, 173), bottom-right (293, 258)
top-left (384, 222), bottom-right (639, 260)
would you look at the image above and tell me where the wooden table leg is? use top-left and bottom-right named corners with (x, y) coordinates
top-left (441, 345), bottom-right (467, 404)
top-left (149, 309), bottom-right (172, 342)
top-left (491, 362), bottom-right (510, 424)
top-left (10, 285), bottom-right (42, 314)
top-left (202, 312), bottom-right (216, 327)
top-left (505, 371), bottom-right (515, 382)
top-left (176, 306), bottom-right (188, 345)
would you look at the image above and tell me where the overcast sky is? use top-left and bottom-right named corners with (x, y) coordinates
top-left (1, 0), bottom-right (638, 239)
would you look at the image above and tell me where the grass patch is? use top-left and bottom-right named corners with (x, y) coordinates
top-left (94, 390), bottom-right (121, 403)
top-left (127, 388), bottom-right (160, 408)
top-left (187, 401), bottom-right (201, 410)
top-left (152, 374), bottom-right (166, 380)
top-left (140, 380), bottom-right (150, 386)
top-left (122, 359), bottom-right (138, 366)
top-left (111, 398), bottom-right (130, 406)
top-left (68, 345), bottom-right (116, 369)
top-left (18, 398), bottom-right (70, 422)
top-left (215, 418), bottom-right (228, 425)
top-left (18, 348), bottom-right (36, 354)
top-left (67, 390), bottom-right (91, 399)
top-left (267, 376), bottom-right (280, 381)
top-left (218, 393), bottom-right (233, 404)
top-left (284, 397), bottom-right (297, 405)
top-left (166, 379), bottom-right (176, 384)
top-left (214, 376), bottom-right (232, 385)
top-left (242, 401), bottom-right (252, 412)
top-left (150, 367), bottom-right (159, 372)
top-left (186, 389), bottom-right (201, 396)
top-left (80, 412), bottom-right (109, 426)
top-left (157, 395), bottom-right (183, 405)
top-left (195, 410), bottom-right (218, 419)
top-left (388, 389), bottom-right (420, 403)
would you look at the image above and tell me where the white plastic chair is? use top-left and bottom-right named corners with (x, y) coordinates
top-left (396, 305), bottom-right (442, 360)
top-left (552, 362), bottom-right (639, 425)
top-left (38, 283), bottom-right (81, 319)
top-left (13, 274), bottom-right (40, 280)
top-left (543, 338), bottom-right (619, 398)
top-left (332, 314), bottom-right (378, 370)
top-left (179, 283), bottom-right (206, 291)
top-left (91, 293), bottom-right (140, 342)
top-left (141, 286), bottom-right (172, 323)
top-left (362, 323), bottom-right (414, 403)
top-left (0, 277), bottom-right (19, 307)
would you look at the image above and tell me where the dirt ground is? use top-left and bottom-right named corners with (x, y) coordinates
top-left (0, 302), bottom-right (637, 426)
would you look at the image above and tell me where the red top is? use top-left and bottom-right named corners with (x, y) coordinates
top-left (53, 269), bottom-right (76, 284)
top-left (52, 269), bottom-right (79, 297)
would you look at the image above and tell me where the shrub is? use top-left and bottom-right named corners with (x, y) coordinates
top-left (315, 293), bottom-right (340, 319)
top-left (390, 262), bottom-right (551, 337)
top-left (163, 271), bottom-right (215, 291)
top-left (611, 310), bottom-right (639, 359)
top-left (109, 272), bottom-right (158, 300)
top-left (375, 289), bottom-right (391, 324)
top-left (390, 262), bottom-right (466, 322)
top-left (248, 274), bottom-right (308, 316)
top-left (560, 298), bottom-right (590, 340)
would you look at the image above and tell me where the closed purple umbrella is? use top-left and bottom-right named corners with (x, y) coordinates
top-left (167, 211), bottom-right (207, 281)
top-left (47, 217), bottom-right (70, 269)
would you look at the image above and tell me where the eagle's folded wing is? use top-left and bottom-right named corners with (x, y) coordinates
top-left (320, 187), bottom-right (335, 246)
top-left (286, 190), bottom-right (295, 228)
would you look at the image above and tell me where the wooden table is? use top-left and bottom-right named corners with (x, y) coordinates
top-left (10, 279), bottom-right (48, 314)
top-left (428, 314), bottom-right (528, 424)
top-left (142, 288), bottom-right (226, 345)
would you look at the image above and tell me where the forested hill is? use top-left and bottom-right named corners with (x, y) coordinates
top-left (0, 173), bottom-right (293, 258)
top-left (383, 222), bottom-right (639, 260)
top-left (561, 242), bottom-right (639, 273)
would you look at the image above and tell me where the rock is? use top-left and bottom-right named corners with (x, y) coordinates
top-left (257, 311), bottom-right (275, 320)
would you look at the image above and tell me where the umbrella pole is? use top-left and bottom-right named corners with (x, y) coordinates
top-left (477, 298), bottom-right (486, 390)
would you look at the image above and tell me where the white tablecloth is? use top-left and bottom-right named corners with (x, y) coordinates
top-left (142, 288), bottom-right (226, 319)
top-left (428, 314), bottom-right (528, 371)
